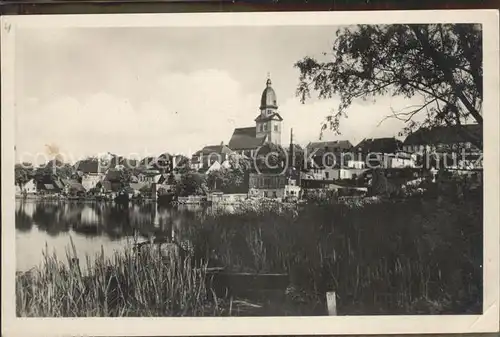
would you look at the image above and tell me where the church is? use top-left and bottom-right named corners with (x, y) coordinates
top-left (227, 75), bottom-right (284, 157)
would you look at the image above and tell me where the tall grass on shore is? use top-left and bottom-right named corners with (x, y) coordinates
top-left (16, 184), bottom-right (483, 316)
top-left (184, 192), bottom-right (483, 315)
top-left (16, 238), bottom-right (222, 317)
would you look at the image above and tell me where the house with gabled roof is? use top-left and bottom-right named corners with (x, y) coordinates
top-left (354, 137), bottom-right (403, 154)
top-left (191, 144), bottom-right (234, 171)
top-left (22, 178), bottom-right (38, 195)
top-left (227, 76), bottom-right (284, 158)
top-left (35, 175), bottom-right (65, 194)
top-left (306, 140), bottom-right (353, 154)
top-left (103, 168), bottom-right (122, 183)
top-left (62, 179), bottom-right (86, 196)
top-left (403, 124), bottom-right (482, 154)
top-left (352, 137), bottom-right (413, 169)
top-left (75, 159), bottom-right (104, 191)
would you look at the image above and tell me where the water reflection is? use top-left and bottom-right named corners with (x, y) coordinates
top-left (15, 200), bottom-right (213, 271)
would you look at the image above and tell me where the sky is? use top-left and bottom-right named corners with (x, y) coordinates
top-left (14, 25), bottom-right (423, 165)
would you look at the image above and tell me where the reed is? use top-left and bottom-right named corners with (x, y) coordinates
top-left (184, 194), bottom-right (483, 315)
top-left (16, 238), bottom-right (222, 317)
top-left (17, 186), bottom-right (483, 316)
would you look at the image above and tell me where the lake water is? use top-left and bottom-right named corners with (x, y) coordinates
top-left (15, 200), bottom-right (229, 272)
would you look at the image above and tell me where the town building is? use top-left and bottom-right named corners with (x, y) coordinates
top-left (34, 175), bottom-right (65, 194)
top-left (228, 76), bottom-right (284, 157)
top-left (403, 124), bottom-right (482, 154)
top-left (248, 173), bottom-right (288, 199)
top-left (305, 140), bottom-right (353, 160)
top-left (191, 144), bottom-right (234, 171)
top-left (205, 160), bottom-right (232, 174)
top-left (351, 137), bottom-right (408, 169)
top-left (75, 159), bottom-right (104, 191)
top-left (284, 177), bottom-right (301, 199)
top-left (96, 169), bottom-right (123, 194)
top-left (137, 170), bottom-right (161, 183)
top-left (403, 124), bottom-right (482, 170)
top-left (302, 140), bottom-right (369, 181)
top-left (22, 178), bottom-right (38, 194)
top-left (62, 179), bottom-right (86, 196)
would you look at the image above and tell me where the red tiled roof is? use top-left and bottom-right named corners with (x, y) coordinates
top-left (228, 127), bottom-right (267, 150)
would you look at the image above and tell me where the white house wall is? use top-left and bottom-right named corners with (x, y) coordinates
top-left (82, 174), bottom-right (103, 191)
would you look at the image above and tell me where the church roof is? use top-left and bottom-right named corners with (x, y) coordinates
top-left (260, 78), bottom-right (278, 110)
top-left (255, 113), bottom-right (283, 123)
top-left (228, 127), bottom-right (267, 150)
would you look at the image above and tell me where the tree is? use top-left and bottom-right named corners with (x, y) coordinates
top-left (56, 163), bottom-right (75, 180)
top-left (295, 24), bottom-right (482, 149)
top-left (15, 163), bottom-right (34, 187)
top-left (119, 167), bottom-right (133, 187)
top-left (176, 172), bottom-right (208, 197)
top-left (227, 153), bottom-right (252, 173)
top-left (206, 167), bottom-right (247, 194)
top-left (174, 155), bottom-right (191, 174)
top-left (254, 143), bottom-right (287, 172)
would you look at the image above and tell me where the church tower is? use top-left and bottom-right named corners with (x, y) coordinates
top-left (255, 74), bottom-right (283, 145)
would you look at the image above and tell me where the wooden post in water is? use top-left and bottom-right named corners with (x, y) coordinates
top-left (326, 291), bottom-right (337, 316)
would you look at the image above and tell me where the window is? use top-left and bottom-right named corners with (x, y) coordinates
top-left (264, 191), bottom-right (268, 198)
top-left (325, 172), bottom-right (329, 179)
top-left (263, 124), bottom-right (267, 131)
top-left (274, 125), bottom-right (278, 132)
top-left (273, 191), bottom-right (277, 198)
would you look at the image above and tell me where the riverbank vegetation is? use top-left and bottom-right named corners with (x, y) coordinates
top-left (188, 191), bottom-right (482, 315)
top-left (16, 184), bottom-right (482, 316)
top-left (16, 239), bottom-right (222, 317)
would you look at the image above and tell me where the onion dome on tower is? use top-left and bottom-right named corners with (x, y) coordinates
top-left (260, 76), bottom-right (278, 110)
